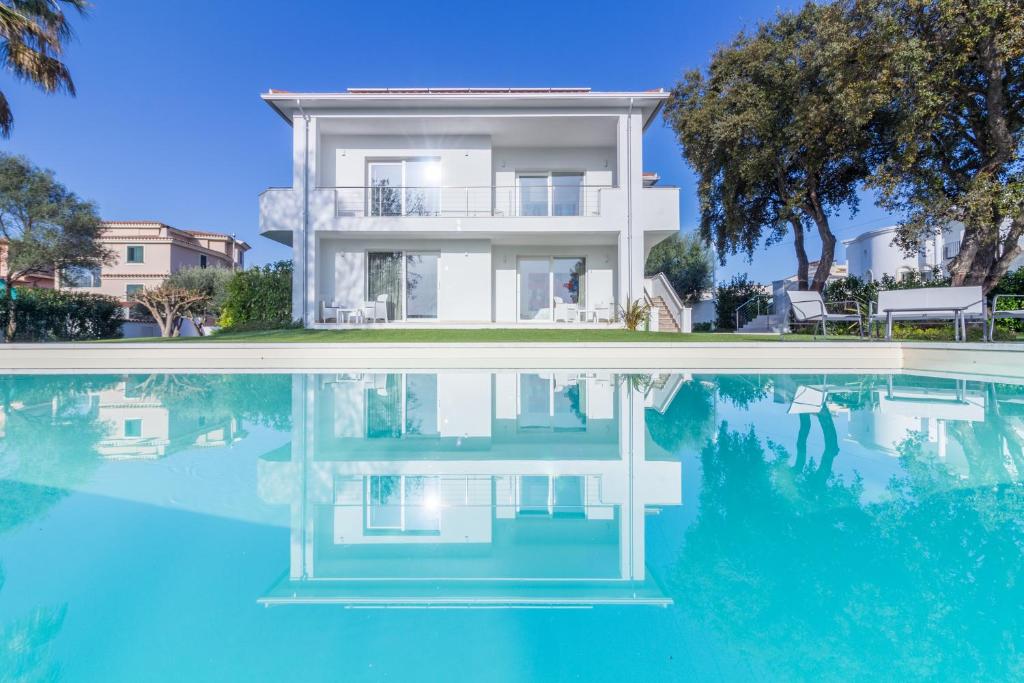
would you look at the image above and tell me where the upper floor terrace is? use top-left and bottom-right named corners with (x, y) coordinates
top-left (258, 88), bottom-right (678, 243)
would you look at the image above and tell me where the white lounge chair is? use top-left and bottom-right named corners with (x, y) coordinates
top-left (593, 302), bottom-right (614, 323)
top-left (988, 294), bottom-right (1024, 341)
top-left (786, 290), bottom-right (863, 337)
top-left (870, 286), bottom-right (984, 341)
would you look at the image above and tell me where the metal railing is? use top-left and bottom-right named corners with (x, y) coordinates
top-left (325, 185), bottom-right (611, 218)
top-left (944, 240), bottom-right (961, 260)
top-left (735, 294), bottom-right (773, 331)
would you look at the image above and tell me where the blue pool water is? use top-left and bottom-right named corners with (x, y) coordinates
top-left (1, 371), bottom-right (1022, 681)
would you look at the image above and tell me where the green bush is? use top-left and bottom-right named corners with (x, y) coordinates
top-left (219, 261), bottom-right (293, 330)
top-left (716, 274), bottom-right (768, 330)
top-left (1, 288), bottom-right (123, 341)
top-left (990, 267), bottom-right (1024, 339)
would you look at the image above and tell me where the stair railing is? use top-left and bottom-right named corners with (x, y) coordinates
top-left (735, 294), bottom-right (773, 331)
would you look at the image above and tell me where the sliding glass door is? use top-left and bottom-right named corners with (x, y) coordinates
top-left (517, 257), bottom-right (586, 321)
top-left (405, 253), bottom-right (438, 319)
top-left (367, 252), bottom-right (403, 320)
top-left (367, 251), bottom-right (439, 321)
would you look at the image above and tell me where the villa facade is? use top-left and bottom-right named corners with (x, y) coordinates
top-left (58, 221), bottom-right (249, 306)
top-left (258, 87), bottom-right (681, 326)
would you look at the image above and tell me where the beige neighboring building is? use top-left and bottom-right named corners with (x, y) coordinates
top-left (58, 221), bottom-right (250, 305)
top-left (0, 239), bottom-right (55, 289)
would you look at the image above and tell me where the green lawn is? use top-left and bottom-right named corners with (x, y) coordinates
top-left (107, 327), bottom-right (856, 343)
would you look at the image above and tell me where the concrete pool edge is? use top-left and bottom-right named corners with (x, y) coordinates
top-left (0, 340), bottom-right (1019, 374)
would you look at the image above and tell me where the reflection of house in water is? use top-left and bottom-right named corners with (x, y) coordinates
top-left (92, 380), bottom-right (243, 460)
top-left (258, 372), bottom-right (681, 607)
top-left (845, 378), bottom-right (984, 475)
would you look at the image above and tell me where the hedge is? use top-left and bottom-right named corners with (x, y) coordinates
top-left (0, 288), bottom-right (124, 341)
top-left (218, 260), bottom-right (293, 330)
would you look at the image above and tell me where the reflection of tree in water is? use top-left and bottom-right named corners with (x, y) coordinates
top-left (645, 379), bottom-right (716, 453)
top-left (0, 375), bottom-right (117, 535)
top-left (133, 373), bottom-right (292, 431)
top-left (0, 567), bottom-right (67, 683)
top-left (673, 415), bottom-right (1024, 680)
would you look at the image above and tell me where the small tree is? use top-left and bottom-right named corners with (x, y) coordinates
top-left (645, 232), bottom-right (714, 304)
top-left (166, 266), bottom-right (234, 332)
top-left (0, 153), bottom-right (110, 340)
top-left (131, 284), bottom-right (210, 338)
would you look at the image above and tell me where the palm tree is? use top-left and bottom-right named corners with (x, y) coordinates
top-left (0, 0), bottom-right (87, 137)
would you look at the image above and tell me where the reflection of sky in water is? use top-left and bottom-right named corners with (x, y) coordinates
top-left (1, 372), bottom-right (1022, 681)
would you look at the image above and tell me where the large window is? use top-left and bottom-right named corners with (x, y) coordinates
top-left (126, 245), bottom-right (144, 263)
top-left (60, 265), bottom-right (102, 288)
top-left (368, 158), bottom-right (441, 216)
top-left (517, 256), bottom-right (586, 321)
top-left (517, 172), bottom-right (584, 216)
top-left (367, 251), bottom-right (439, 321)
top-left (366, 475), bottom-right (441, 533)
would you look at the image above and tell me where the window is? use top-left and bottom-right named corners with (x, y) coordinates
top-left (944, 240), bottom-right (961, 260)
top-left (125, 284), bottom-right (145, 318)
top-left (517, 172), bottom-right (584, 216)
top-left (123, 418), bottom-right (142, 438)
top-left (126, 245), bottom-right (144, 263)
top-left (517, 256), bottom-right (586, 321)
top-left (200, 254), bottom-right (208, 268)
top-left (60, 265), bottom-right (102, 288)
top-left (365, 475), bottom-right (441, 533)
top-left (368, 158), bottom-right (441, 216)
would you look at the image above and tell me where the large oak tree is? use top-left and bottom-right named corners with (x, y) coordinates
top-left (858, 0), bottom-right (1024, 293)
top-left (665, 2), bottom-right (872, 291)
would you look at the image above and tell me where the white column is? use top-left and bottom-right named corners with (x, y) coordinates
top-left (291, 113), bottom-right (319, 326)
top-left (615, 111), bottom-right (645, 309)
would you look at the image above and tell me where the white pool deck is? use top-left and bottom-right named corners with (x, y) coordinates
top-left (0, 341), bottom-right (1021, 378)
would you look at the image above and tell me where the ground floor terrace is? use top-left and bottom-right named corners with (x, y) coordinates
top-left (302, 233), bottom-right (659, 326)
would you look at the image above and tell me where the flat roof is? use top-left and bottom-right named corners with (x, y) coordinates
top-left (262, 87), bottom-right (669, 130)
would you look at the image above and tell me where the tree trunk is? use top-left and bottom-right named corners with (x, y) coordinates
top-left (3, 295), bottom-right (15, 342)
top-left (805, 190), bottom-right (836, 293)
top-left (790, 218), bottom-right (810, 291)
top-left (949, 216), bottom-right (1022, 294)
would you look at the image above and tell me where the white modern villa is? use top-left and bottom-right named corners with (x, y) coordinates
top-left (843, 221), bottom-right (1024, 283)
top-left (258, 87), bottom-right (684, 328)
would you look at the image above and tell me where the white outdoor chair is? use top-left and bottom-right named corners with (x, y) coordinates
top-left (592, 302), bottom-right (613, 323)
top-left (786, 290), bottom-right (863, 337)
top-left (361, 294), bottom-right (389, 323)
top-left (553, 297), bottom-right (579, 323)
top-left (320, 300), bottom-right (340, 323)
top-left (988, 294), bottom-right (1024, 341)
top-left (870, 286), bottom-right (984, 341)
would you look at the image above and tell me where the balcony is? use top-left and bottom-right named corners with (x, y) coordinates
top-left (329, 184), bottom-right (611, 218)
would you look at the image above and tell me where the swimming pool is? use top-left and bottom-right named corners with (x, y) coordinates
top-left (1, 371), bottom-right (1021, 681)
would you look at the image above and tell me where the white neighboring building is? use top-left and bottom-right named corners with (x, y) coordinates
top-left (258, 87), bottom-right (681, 327)
top-left (843, 222), bottom-right (1024, 283)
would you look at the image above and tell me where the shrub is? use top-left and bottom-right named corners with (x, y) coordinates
top-left (219, 261), bottom-right (293, 330)
top-left (715, 274), bottom-right (768, 330)
top-left (621, 299), bottom-right (651, 331)
top-left (0, 288), bottom-right (123, 341)
top-left (991, 267), bottom-right (1024, 339)
top-left (166, 266), bottom-right (234, 319)
top-left (693, 321), bottom-right (713, 332)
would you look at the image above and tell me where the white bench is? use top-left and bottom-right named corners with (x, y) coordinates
top-left (870, 286), bottom-right (985, 341)
top-left (989, 294), bottom-right (1024, 341)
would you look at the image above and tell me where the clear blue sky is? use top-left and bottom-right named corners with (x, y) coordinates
top-left (1, 0), bottom-right (899, 283)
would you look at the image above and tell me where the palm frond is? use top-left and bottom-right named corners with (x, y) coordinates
top-left (0, 89), bottom-right (11, 137)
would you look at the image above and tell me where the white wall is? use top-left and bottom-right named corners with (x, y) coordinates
top-left (319, 134), bottom-right (492, 189)
top-left (317, 237), bottom-right (493, 321)
top-left (491, 244), bottom-right (616, 323)
top-left (845, 228), bottom-right (919, 281)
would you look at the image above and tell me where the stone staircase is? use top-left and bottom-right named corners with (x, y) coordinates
top-left (737, 314), bottom-right (775, 333)
top-left (650, 296), bottom-right (680, 333)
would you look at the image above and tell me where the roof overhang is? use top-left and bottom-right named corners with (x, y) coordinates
top-left (261, 89), bottom-right (669, 131)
